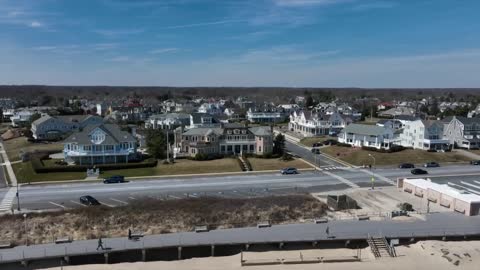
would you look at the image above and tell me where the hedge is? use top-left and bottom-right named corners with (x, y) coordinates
top-left (31, 154), bottom-right (158, 173)
top-left (361, 145), bottom-right (405, 153)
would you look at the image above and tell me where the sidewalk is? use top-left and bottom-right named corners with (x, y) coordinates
top-left (454, 149), bottom-right (480, 160)
top-left (0, 141), bottom-right (17, 186)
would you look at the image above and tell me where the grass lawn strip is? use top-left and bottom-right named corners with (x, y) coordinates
top-left (3, 137), bottom-right (63, 162)
top-left (248, 157), bottom-right (313, 171)
top-left (299, 136), bottom-right (337, 147)
top-left (321, 146), bottom-right (472, 166)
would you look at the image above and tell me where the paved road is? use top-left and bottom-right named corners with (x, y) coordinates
top-left (0, 212), bottom-right (479, 265)
top-left (8, 163), bottom-right (480, 211)
top-left (285, 140), bottom-right (345, 167)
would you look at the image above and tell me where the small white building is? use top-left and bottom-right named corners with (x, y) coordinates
top-left (338, 124), bottom-right (394, 149)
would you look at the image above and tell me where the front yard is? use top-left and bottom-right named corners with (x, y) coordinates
top-left (248, 157), bottom-right (313, 171)
top-left (321, 146), bottom-right (472, 166)
top-left (3, 137), bottom-right (63, 162)
top-left (13, 158), bottom-right (244, 183)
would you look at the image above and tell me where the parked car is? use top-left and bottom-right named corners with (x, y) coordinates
top-left (281, 168), bottom-right (298, 175)
top-left (471, 160), bottom-right (480, 165)
top-left (80, 195), bottom-right (101, 206)
top-left (103, 175), bottom-right (125, 184)
top-left (424, 162), bottom-right (440, 168)
top-left (399, 163), bottom-right (415, 169)
top-left (323, 139), bottom-right (338, 146)
top-left (312, 142), bottom-right (323, 147)
top-left (411, 168), bottom-right (428, 175)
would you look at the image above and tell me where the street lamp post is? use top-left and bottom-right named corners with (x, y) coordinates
top-left (368, 154), bottom-right (376, 190)
top-left (23, 213), bottom-right (28, 246)
top-left (16, 183), bottom-right (20, 212)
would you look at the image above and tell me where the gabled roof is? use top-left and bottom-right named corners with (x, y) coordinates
top-left (64, 124), bottom-right (136, 144)
top-left (191, 113), bottom-right (219, 124)
top-left (249, 126), bottom-right (272, 136)
top-left (182, 128), bottom-right (223, 136)
top-left (454, 116), bottom-right (480, 125)
top-left (343, 124), bottom-right (390, 136)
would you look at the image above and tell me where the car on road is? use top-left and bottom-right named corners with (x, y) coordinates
top-left (80, 195), bottom-right (101, 206)
top-left (423, 162), bottom-right (440, 168)
top-left (399, 163), bottom-right (415, 169)
top-left (311, 148), bottom-right (321, 154)
top-left (471, 160), bottom-right (480, 165)
top-left (281, 168), bottom-right (298, 175)
top-left (411, 168), bottom-right (428, 175)
top-left (103, 175), bottom-right (125, 184)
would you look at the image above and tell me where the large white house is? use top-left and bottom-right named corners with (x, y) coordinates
top-left (338, 124), bottom-right (394, 149)
top-left (289, 111), bottom-right (350, 137)
top-left (63, 124), bottom-right (137, 165)
top-left (399, 120), bottom-right (450, 150)
top-left (443, 116), bottom-right (480, 149)
top-left (145, 113), bottom-right (191, 130)
top-left (32, 114), bottom-right (104, 140)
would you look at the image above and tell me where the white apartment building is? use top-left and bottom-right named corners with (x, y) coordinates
top-left (289, 111), bottom-right (349, 137)
top-left (338, 124), bottom-right (394, 150)
top-left (399, 120), bottom-right (450, 151)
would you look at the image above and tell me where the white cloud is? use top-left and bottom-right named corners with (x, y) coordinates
top-left (28, 21), bottom-right (43, 28)
top-left (108, 56), bottom-right (130, 62)
top-left (149, 48), bottom-right (179, 54)
top-left (164, 19), bottom-right (245, 29)
top-left (93, 29), bottom-right (144, 37)
top-left (351, 1), bottom-right (396, 11)
top-left (237, 46), bottom-right (340, 63)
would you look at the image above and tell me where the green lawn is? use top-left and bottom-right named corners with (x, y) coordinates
top-left (3, 137), bottom-right (63, 161)
top-left (14, 158), bottom-right (244, 183)
top-left (321, 146), bottom-right (472, 166)
top-left (300, 136), bottom-right (337, 147)
top-left (248, 157), bottom-right (313, 171)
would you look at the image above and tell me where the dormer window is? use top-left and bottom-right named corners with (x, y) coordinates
top-left (227, 130), bottom-right (232, 135)
top-left (234, 129), bottom-right (240, 134)
top-left (242, 130), bottom-right (247, 134)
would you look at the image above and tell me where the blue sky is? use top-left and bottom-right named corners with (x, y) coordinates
top-left (1, 0), bottom-right (480, 87)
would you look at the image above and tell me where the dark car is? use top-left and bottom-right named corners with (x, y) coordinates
top-left (424, 162), bottom-right (440, 168)
top-left (80, 195), bottom-right (101, 206)
top-left (399, 163), bottom-right (415, 169)
top-left (311, 148), bottom-right (321, 154)
top-left (323, 139), bottom-right (338, 146)
top-left (281, 168), bottom-right (298, 175)
top-left (471, 160), bottom-right (480, 165)
top-left (103, 175), bottom-right (125, 184)
top-left (411, 168), bottom-right (428, 175)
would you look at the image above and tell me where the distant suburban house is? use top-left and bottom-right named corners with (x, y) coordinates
top-left (63, 124), bottom-right (138, 165)
top-left (338, 124), bottom-right (394, 150)
top-left (32, 114), bottom-right (104, 140)
top-left (376, 119), bottom-right (403, 130)
top-left (178, 124), bottom-right (273, 157)
top-left (145, 113), bottom-right (191, 130)
top-left (444, 116), bottom-right (480, 149)
top-left (10, 110), bottom-right (35, 127)
top-left (399, 120), bottom-right (450, 151)
top-left (246, 107), bottom-right (288, 124)
top-left (289, 111), bottom-right (350, 137)
top-left (189, 113), bottom-right (222, 129)
top-left (378, 106), bottom-right (416, 118)
top-left (197, 102), bottom-right (223, 115)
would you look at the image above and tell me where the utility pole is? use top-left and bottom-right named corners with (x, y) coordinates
top-left (368, 154), bottom-right (376, 190)
top-left (166, 130), bottom-right (169, 162)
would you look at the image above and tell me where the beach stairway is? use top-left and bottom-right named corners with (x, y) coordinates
top-left (367, 236), bottom-right (396, 258)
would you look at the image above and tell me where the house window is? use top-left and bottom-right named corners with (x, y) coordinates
top-left (221, 145), bottom-right (225, 152)
top-left (258, 146), bottom-right (262, 152)
top-left (84, 145), bottom-right (92, 151)
top-left (249, 145), bottom-right (254, 151)
top-left (105, 145), bottom-right (114, 151)
top-left (227, 145), bottom-right (232, 152)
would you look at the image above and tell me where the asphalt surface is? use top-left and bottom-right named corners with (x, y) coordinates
top-left (1, 212), bottom-right (479, 264)
top-left (7, 163), bottom-right (480, 211)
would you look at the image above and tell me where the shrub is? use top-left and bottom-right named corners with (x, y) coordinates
top-left (336, 142), bottom-right (352, 147)
top-left (189, 153), bottom-right (224, 161)
top-left (361, 145), bottom-right (405, 153)
top-left (281, 152), bottom-right (293, 161)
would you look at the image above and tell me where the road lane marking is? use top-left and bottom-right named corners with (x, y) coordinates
top-left (128, 196), bottom-right (136, 200)
top-left (98, 201), bottom-right (115, 207)
top-left (49, 201), bottom-right (68, 209)
top-left (110, 198), bottom-right (128, 205)
top-left (70, 200), bottom-right (87, 207)
top-left (460, 181), bottom-right (480, 191)
top-left (321, 170), bottom-right (360, 188)
top-left (447, 182), bottom-right (480, 195)
top-left (358, 169), bottom-right (395, 185)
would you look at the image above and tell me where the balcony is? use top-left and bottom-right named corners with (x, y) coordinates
top-left (64, 149), bottom-right (135, 157)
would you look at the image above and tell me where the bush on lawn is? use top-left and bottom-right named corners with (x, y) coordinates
top-left (31, 152), bottom-right (158, 173)
top-left (361, 145), bottom-right (405, 153)
top-left (189, 153), bottom-right (224, 161)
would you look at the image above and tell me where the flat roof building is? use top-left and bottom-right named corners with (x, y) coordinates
top-left (398, 178), bottom-right (480, 216)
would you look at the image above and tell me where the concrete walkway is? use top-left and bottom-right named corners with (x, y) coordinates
top-left (0, 141), bottom-right (17, 186)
